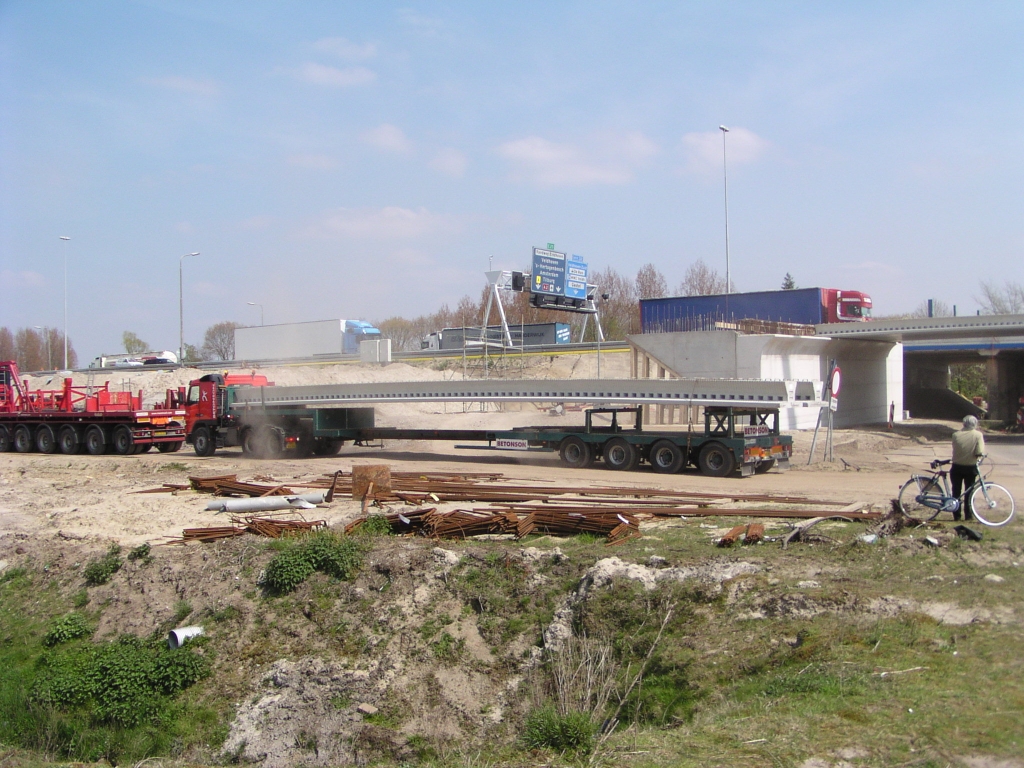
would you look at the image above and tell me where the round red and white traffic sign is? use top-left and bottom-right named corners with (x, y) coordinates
top-left (830, 367), bottom-right (842, 397)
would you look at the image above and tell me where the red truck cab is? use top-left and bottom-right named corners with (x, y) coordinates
top-left (828, 289), bottom-right (872, 322)
top-left (167, 372), bottom-right (272, 456)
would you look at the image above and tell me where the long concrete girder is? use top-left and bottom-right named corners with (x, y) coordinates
top-left (229, 377), bottom-right (825, 409)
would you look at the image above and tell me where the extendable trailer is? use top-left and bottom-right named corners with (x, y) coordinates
top-left (174, 374), bottom-right (822, 477)
top-left (0, 360), bottom-right (186, 455)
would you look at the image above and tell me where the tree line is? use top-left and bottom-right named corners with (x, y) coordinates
top-left (0, 327), bottom-right (78, 372)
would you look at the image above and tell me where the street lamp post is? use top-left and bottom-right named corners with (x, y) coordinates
top-left (59, 236), bottom-right (70, 367)
top-left (179, 252), bottom-right (200, 365)
top-left (719, 126), bottom-right (731, 295)
top-left (247, 302), bottom-right (264, 326)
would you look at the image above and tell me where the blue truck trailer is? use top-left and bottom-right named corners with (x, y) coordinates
top-left (641, 287), bottom-right (872, 333)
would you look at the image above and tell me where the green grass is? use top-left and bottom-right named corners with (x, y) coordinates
top-left (3, 515), bottom-right (1022, 767)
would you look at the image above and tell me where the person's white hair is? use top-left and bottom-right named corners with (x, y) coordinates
top-left (963, 415), bottom-right (978, 429)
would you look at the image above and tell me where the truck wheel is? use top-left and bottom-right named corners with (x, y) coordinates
top-left (754, 459), bottom-right (776, 474)
top-left (0, 426), bottom-right (11, 452)
top-left (13, 425), bottom-right (33, 453)
top-left (649, 439), bottom-right (684, 474)
top-left (559, 436), bottom-right (593, 469)
top-left (192, 426), bottom-right (216, 457)
top-left (58, 425), bottom-right (80, 454)
top-left (157, 441), bottom-right (183, 453)
top-left (112, 425), bottom-right (135, 455)
top-left (135, 444), bottom-right (153, 454)
top-left (698, 442), bottom-right (737, 477)
top-left (603, 437), bottom-right (639, 471)
top-left (35, 425), bottom-right (57, 454)
top-left (84, 426), bottom-right (106, 455)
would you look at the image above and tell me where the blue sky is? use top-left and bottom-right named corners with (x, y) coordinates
top-left (1, 1), bottom-right (1022, 361)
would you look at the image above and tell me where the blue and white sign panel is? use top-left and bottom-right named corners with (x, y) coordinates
top-left (531, 248), bottom-right (566, 296)
top-left (565, 255), bottom-right (588, 300)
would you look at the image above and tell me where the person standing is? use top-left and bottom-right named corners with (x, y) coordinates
top-left (951, 415), bottom-right (986, 521)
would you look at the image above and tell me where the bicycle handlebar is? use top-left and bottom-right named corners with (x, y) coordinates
top-left (929, 456), bottom-right (987, 471)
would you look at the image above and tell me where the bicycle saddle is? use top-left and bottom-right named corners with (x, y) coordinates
top-left (931, 459), bottom-right (951, 469)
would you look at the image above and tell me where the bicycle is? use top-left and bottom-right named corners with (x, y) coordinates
top-left (897, 457), bottom-right (1015, 527)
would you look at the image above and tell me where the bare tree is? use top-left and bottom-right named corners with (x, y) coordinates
top-left (635, 263), bottom-right (668, 300)
top-left (781, 273), bottom-right (797, 290)
top-left (589, 265), bottom-right (639, 339)
top-left (15, 328), bottom-right (44, 371)
top-left (122, 331), bottom-right (148, 354)
top-left (676, 260), bottom-right (728, 296)
top-left (202, 321), bottom-right (242, 361)
top-left (978, 281), bottom-right (1024, 315)
top-left (0, 327), bottom-right (14, 362)
top-left (0, 327), bottom-right (76, 370)
top-left (182, 343), bottom-right (207, 363)
top-left (376, 316), bottom-right (420, 352)
top-left (911, 299), bottom-right (953, 318)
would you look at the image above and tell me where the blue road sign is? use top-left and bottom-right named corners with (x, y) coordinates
top-left (565, 254), bottom-right (588, 300)
top-left (531, 247), bottom-right (566, 296)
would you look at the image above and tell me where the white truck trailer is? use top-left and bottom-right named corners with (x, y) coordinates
top-left (234, 319), bottom-right (382, 361)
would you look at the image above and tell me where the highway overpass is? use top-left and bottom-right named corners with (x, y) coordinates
top-left (816, 315), bottom-right (1024, 422)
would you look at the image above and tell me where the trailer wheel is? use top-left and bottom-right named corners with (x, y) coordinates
top-left (240, 428), bottom-right (257, 457)
top-left (13, 425), bottom-right (33, 453)
top-left (649, 439), bottom-right (684, 474)
top-left (255, 426), bottom-right (283, 459)
top-left (603, 437), bottom-right (639, 471)
top-left (0, 426), bottom-right (11, 452)
top-left (112, 425), bottom-right (135, 455)
top-left (58, 425), bottom-right (80, 454)
top-left (135, 444), bottom-right (153, 454)
top-left (698, 442), bottom-right (737, 477)
top-left (36, 425), bottom-right (57, 454)
top-left (754, 459), bottom-right (776, 474)
top-left (84, 426), bottom-right (106, 455)
top-left (157, 441), bottom-right (183, 453)
top-left (559, 436), bottom-right (593, 469)
top-left (192, 426), bottom-right (216, 457)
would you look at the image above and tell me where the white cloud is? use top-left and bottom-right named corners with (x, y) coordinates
top-left (312, 37), bottom-right (377, 59)
top-left (139, 76), bottom-right (219, 97)
top-left (0, 270), bottom-right (45, 288)
top-left (304, 206), bottom-right (459, 240)
top-left (298, 63), bottom-right (376, 87)
top-left (681, 127), bottom-right (770, 174)
top-left (498, 132), bottom-right (657, 186)
top-left (428, 148), bottom-right (467, 177)
top-left (361, 124), bottom-right (413, 153)
top-left (287, 153), bottom-right (339, 170)
top-left (397, 9), bottom-right (444, 37)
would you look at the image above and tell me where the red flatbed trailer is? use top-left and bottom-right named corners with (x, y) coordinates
top-left (0, 360), bottom-right (186, 455)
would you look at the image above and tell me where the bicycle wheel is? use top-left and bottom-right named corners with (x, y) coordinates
top-left (898, 475), bottom-right (944, 522)
top-left (969, 483), bottom-right (1015, 527)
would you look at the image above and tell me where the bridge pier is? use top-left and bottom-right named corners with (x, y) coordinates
top-left (986, 352), bottom-right (1024, 423)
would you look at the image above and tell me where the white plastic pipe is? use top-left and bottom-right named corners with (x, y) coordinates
top-left (205, 491), bottom-right (329, 513)
top-left (168, 625), bottom-right (204, 649)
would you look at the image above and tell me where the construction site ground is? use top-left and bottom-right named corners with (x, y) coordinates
top-left (1, 356), bottom-right (1022, 768)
